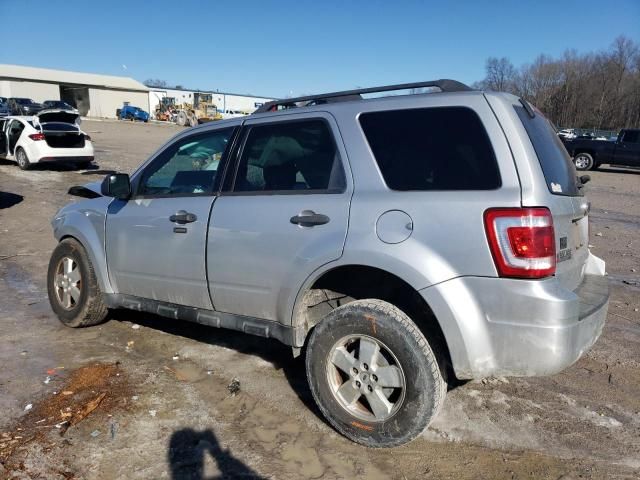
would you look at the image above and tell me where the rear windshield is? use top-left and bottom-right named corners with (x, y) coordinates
top-left (359, 107), bottom-right (501, 191)
top-left (514, 105), bottom-right (580, 196)
top-left (40, 122), bottom-right (79, 132)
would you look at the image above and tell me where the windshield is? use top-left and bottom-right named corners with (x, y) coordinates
top-left (14, 98), bottom-right (34, 104)
top-left (45, 101), bottom-right (73, 109)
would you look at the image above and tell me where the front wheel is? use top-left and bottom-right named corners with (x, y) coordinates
top-left (305, 299), bottom-right (446, 447)
top-left (573, 152), bottom-right (594, 171)
top-left (47, 238), bottom-right (108, 327)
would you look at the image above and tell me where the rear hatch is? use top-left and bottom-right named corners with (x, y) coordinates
top-left (514, 104), bottom-right (589, 291)
top-left (37, 109), bottom-right (80, 125)
top-left (36, 110), bottom-right (85, 148)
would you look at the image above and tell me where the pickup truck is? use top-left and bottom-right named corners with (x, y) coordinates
top-left (562, 128), bottom-right (640, 170)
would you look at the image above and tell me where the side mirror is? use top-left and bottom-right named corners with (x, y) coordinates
top-left (101, 173), bottom-right (131, 200)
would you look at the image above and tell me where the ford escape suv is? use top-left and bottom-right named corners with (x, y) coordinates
top-left (47, 80), bottom-right (609, 447)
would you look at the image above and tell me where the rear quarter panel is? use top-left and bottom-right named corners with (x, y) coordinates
top-left (327, 92), bottom-right (522, 290)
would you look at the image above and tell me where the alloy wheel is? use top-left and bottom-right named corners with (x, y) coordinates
top-left (53, 256), bottom-right (82, 310)
top-left (326, 334), bottom-right (406, 422)
top-left (574, 154), bottom-right (591, 170)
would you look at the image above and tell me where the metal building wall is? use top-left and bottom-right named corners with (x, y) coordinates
top-left (0, 80), bottom-right (59, 102)
top-left (88, 89), bottom-right (150, 118)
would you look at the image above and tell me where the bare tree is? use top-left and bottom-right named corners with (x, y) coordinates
top-left (144, 79), bottom-right (168, 88)
top-left (484, 57), bottom-right (516, 92)
top-left (476, 36), bottom-right (640, 130)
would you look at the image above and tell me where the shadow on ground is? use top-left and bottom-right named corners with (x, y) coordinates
top-left (597, 166), bottom-right (640, 175)
top-left (0, 192), bottom-right (23, 209)
top-left (168, 428), bottom-right (265, 479)
top-left (112, 310), bottom-right (324, 423)
top-left (32, 162), bottom-right (100, 172)
top-left (81, 169), bottom-right (117, 176)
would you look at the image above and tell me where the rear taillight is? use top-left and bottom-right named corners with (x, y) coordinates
top-left (484, 207), bottom-right (556, 279)
top-left (29, 133), bottom-right (45, 141)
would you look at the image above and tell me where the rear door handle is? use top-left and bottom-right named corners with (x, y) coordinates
top-left (169, 210), bottom-right (197, 224)
top-left (290, 210), bottom-right (330, 227)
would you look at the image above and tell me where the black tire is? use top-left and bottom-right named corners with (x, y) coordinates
top-left (573, 152), bottom-right (594, 171)
top-left (47, 238), bottom-right (108, 328)
top-left (305, 299), bottom-right (446, 447)
top-left (15, 147), bottom-right (31, 170)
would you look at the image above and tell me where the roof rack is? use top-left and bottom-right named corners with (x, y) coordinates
top-left (254, 79), bottom-right (472, 113)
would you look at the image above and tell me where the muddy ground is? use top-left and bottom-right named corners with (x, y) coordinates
top-left (0, 120), bottom-right (639, 480)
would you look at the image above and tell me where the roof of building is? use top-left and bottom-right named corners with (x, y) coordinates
top-left (0, 64), bottom-right (149, 92)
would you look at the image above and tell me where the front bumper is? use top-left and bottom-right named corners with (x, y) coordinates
top-left (420, 253), bottom-right (609, 379)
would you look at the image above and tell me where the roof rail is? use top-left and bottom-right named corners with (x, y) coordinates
top-left (254, 79), bottom-right (472, 113)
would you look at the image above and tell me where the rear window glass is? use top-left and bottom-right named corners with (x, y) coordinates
top-left (359, 107), bottom-right (501, 191)
top-left (41, 122), bottom-right (78, 132)
top-left (514, 105), bottom-right (580, 196)
top-left (621, 130), bottom-right (639, 143)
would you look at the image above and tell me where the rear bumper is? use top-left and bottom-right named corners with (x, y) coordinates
top-left (24, 141), bottom-right (94, 164)
top-left (421, 253), bottom-right (609, 379)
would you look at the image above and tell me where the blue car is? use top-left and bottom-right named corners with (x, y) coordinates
top-left (118, 105), bottom-right (149, 122)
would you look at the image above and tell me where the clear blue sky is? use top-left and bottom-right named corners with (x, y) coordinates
top-left (1, 0), bottom-right (638, 98)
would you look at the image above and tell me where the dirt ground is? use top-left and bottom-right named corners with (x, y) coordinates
top-left (0, 120), bottom-right (639, 480)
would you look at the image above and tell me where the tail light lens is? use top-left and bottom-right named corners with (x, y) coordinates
top-left (29, 133), bottom-right (45, 141)
top-left (484, 207), bottom-right (556, 279)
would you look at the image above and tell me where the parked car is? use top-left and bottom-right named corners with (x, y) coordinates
top-left (8, 97), bottom-right (43, 115)
top-left (42, 100), bottom-right (78, 113)
top-left (48, 80), bottom-right (608, 448)
top-left (0, 100), bottom-right (9, 117)
top-left (557, 128), bottom-right (577, 140)
top-left (0, 110), bottom-right (94, 169)
top-left (118, 105), bottom-right (149, 122)
top-left (562, 128), bottom-right (640, 170)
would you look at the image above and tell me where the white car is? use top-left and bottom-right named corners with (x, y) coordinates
top-left (0, 110), bottom-right (94, 170)
top-left (557, 128), bottom-right (577, 140)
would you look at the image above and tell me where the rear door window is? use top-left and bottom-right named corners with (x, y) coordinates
top-left (514, 105), bottom-right (580, 196)
top-left (621, 130), bottom-right (639, 143)
top-left (359, 107), bottom-right (501, 191)
top-left (232, 119), bottom-right (346, 193)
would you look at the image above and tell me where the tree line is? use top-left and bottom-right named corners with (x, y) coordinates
top-left (474, 36), bottom-right (640, 131)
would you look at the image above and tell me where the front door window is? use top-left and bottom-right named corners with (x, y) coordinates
top-left (138, 127), bottom-right (235, 197)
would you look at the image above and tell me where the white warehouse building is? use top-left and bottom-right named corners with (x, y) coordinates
top-left (148, 86), bottom-right (275, 119)
top-left (0, 64), bottom-right (149, 118)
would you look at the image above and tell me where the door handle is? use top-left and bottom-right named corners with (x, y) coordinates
top-left (290, 210), bottom-right (330, 227)
top-left (169, 210), bottom-right (197, 224)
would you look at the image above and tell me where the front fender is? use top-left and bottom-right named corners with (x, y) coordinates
top-left (52, 197), bottom-right (113, 293)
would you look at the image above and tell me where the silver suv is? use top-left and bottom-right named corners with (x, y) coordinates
top-left (47, 80), bottom-right (609, 447)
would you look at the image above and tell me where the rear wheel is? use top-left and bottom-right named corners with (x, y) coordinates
top-left (47, 238), bottom-right (108, 327)
top-left (305, 299), bottom-right (446, 447)
top-left (574, 153), bottom-right (594, 171)
top-left (16, 148), bottom-right (31, 170)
